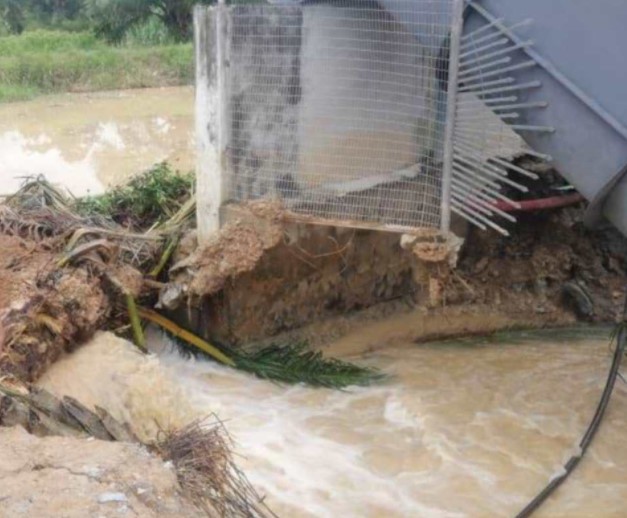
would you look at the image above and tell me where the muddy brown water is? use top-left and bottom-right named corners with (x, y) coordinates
top-left (0, 87), bottom-right (195, 195)
top-left (37, 326), bottom-right (627, 518)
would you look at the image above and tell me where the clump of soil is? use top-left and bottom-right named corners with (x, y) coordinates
top-left (169, 202), bottom-right (284, 297)
top-left (449, 207), bottom-right (626, 322)
top-left (0, 235), bottom-right (111, 381)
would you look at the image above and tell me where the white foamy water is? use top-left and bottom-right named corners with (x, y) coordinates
top-left (0, 130), bottom-right (104, 196)
top-left (38, 328), bottom-right (627, 518)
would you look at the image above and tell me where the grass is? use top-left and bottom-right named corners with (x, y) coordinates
top-left (123, 16), bottom-right (180, 47)
top-left (75, 162), bottom-right (194, 230)
top-left (0, 29), bottom-right (193, 103)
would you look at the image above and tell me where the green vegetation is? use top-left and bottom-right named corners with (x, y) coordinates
top-left (75, 162), bottom-right (194, 230)
top-left (0, 29), bottom-right (193, 102)
top-left (0, 0), bottom-right (271, 102)
top-left (232, 342), bottom-right (386, 388)
top-left (84, 0), bottom-right (214, 44)
top-left (141, 309), bottom-right (385, 389)
top-left (0, 0), bottom-right (86, 35)
top-left (0, 1), bottom-right (209, 103)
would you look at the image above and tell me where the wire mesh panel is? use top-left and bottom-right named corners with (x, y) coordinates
top-left (450, 4), bottom-right (549, 235)
top-left (223, 1), bottom-right (456, 231)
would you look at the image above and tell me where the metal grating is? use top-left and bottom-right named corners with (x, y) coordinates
top-left (450, 3), bottom-right (551, 235)
top-left (195, 1), bottom-right (548, 238)
top-left (223, 1), bottom-right (456, 231)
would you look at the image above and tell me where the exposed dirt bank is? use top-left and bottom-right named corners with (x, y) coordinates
top-left (0, 233), bottom-right (112, 382)
top-left (0, 426), bottom-right (203, 518)
top-left (171, 204), bottom-right (626, 348)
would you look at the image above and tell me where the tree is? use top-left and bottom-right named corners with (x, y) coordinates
top-left (84, 0), bottom-right (216, 43)
top-left (30, 0), bottom-right (84, 22)
top-left (0, 0), bottom-right (85, 33)
top-left (0, 0), bottom-right (25, 34)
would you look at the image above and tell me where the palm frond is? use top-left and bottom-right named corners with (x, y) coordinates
top-left (141, 308), bottom-right (384, 389)
top-left (233, 343), bottom-right (385, 389)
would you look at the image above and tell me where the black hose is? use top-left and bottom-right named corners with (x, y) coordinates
top-left (516, 292), bottom-right (627, 518)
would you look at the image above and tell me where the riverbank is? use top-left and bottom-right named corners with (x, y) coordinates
top-left (33, 326), bottom-right (627, 517)
top-left (0, 30), bottom-right (192, 103)
top-left (0, 175), bottom-right (625, 515)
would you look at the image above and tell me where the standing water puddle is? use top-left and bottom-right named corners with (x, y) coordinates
top-left (38, 327), bottom-right (627, 518)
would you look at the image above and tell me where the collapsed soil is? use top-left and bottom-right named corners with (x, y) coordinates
top-left (0, 234), bottom-right (111, 382)
top-left (172, 203), bottom-right (626, 347)
top-left (451, 208), bottom-right (627, 322)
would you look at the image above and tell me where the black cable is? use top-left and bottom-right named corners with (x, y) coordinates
top-left (516, 291), bottom-right (627, 518)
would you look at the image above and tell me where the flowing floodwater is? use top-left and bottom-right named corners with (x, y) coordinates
top-left (0, 87), bottom-right (194, 195)
top-left (38, 326), bottom-right (627, 518)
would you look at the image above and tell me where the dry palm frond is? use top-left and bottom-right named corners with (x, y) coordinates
top-left (0, 382), bottom-right (136, 442)
top-left (156, 196), bottom-right (196, 235)
top-left (0, 175), bottom-right (193, 269)
top-left (157, 417), bottom-right (276, 518)
top-left (3, 175), bottom-right (78, 214)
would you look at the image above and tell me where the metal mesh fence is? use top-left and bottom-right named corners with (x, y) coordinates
top-left (449, 8), bottom-right (543, 235)
top-left (223, 1), bottom-right (455, 231)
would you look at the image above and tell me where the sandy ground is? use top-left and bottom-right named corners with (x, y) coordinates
top-left (0, 427), bottom-right (203, 518)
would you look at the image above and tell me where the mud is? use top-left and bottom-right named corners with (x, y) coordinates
top-left (452, 208), bottom-right (627, 322)
top-left (172, 203), bottom-right (626, 347)
top-left (0, 235), bottom-right (111, 382)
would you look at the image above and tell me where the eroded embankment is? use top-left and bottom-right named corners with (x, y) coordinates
top-left (0, 182), bottom-right (274, 518)
top-left (164, 204), bottom-right (626, 349)
top-left (0, 176), bottom-right (625, 518)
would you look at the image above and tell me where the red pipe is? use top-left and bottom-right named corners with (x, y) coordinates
top-left (492, 192), bottom-right (585, 212)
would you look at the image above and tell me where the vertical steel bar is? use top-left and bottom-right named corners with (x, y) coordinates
top-left (439, 0), bottom-right (465, 234)
top-left (468, 1), bottom-right (627, 141)
top-left (216, 0), bottom-right (228, 224)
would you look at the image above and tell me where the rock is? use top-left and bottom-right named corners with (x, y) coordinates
top-left (157, 283), bottom-right (185, 311)
top-left (473, 257), bottom-right (489, 274)
top-left (562, 282), bottom-right (594, 319)
top-left (98, 492), bottom-right (127, 504)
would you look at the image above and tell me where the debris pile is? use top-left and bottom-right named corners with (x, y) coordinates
top-left (0, 169), bottom-right (382, 387)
